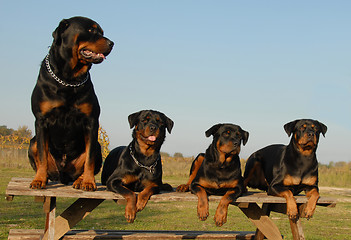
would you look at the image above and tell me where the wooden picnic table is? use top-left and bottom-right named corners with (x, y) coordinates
top-left (6, 177), bottom-right (336, 240)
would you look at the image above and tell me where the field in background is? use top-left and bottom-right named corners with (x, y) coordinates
top-left (2, 149), bottom-right (351, 188)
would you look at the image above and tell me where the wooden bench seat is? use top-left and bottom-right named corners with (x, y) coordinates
top-left (6, 177), bottom-right (336, 240)
top-left (8, 229), bottom-right (256, 240)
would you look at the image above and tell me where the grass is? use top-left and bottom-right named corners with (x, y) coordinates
top-left (1, 156), bottom-right (351, 239)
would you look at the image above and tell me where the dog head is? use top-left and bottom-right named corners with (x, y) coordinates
top-left (51, 16), bottom-right (114, 76)
top-left (284, 119), bottom-right (327, 155)
top-left (205, 123), bottom-right (249, 157)
top-left (128, 110), bottom-right (174, 152)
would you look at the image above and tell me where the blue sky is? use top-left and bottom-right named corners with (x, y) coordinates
top-left (1, 1), bottom-right (350, 163)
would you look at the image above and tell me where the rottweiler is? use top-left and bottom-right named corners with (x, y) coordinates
top-left (177, 123), bottom-right (249, 226)
top-left (28, 16), bottom-right (114, 191)
top-left (101, 110), bottom-right (174, 223)
top-left (244, 119), bottom-right (327, 220)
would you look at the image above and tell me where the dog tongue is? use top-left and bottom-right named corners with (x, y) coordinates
top-left (148, 136), bottom-right (156, 141)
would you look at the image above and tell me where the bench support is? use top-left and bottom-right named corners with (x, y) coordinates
top-left (42, 198), bottom-right (104, 240)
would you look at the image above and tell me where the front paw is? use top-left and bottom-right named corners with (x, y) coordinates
top-left (287, 206), bottom-right (299, 220)
top-left (30, 179), bottom-right (47, 189)
top-left (73, 178), bottom-right (97, 191)
top-left (304, 205), bottom-right (316, 219)
top-left (125, 206), bottom-right (137, 223)
top-left (81, 180), bottom-right (97, 191)
top-left (197, 204), bottom-right (209, 221)
top-left (176, 184), bottom-right (190, 192)
top-left (136, 198), bottom-right (148, 212)
top-left (214, 207), bottom-right (227, 227)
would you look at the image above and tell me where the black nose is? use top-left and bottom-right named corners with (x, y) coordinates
top-left (108, 40), bottom-right (114, 48)
top-left (149, 125), bottom-right (156, 132)
top-left (307, 132), bottom-right (315, 138)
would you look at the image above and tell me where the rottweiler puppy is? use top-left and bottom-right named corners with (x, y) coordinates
top-left (244, 119), bottom-right (327, 220)
top-left (28, 16), bottom-right (114, 191)
top-left (101, 110), bottom-right (174, 223)
top-left (177, 123), bottom-right (249, 226)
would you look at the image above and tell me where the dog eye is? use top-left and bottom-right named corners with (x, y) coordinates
top-left (88, 28), bottom-right (97, 34)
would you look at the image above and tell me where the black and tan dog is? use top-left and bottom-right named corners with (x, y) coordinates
top-left (101, 110), bottom-right (174, 223)
top-left (28, 16), bottom-right (113, 191)
top-left (244, 119), bottom-right (327, 220)
top-left (177, 123), bottom-right (249, 226)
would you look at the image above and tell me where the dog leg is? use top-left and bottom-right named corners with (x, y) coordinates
top-left (29, 136), bottom-right (49, 189)
top-left (192, 184), bottom-right (209, 221)
top-left (214, 190), bottom-right (235, 226)
top-left (136, 181), bottom-right (158, 212)
top-left (124, 192), bottom-right (137, 223)
top-left (72, 135), bottom-right (97, 191)
top-left (278, 190), bottom-right (298, 220)
top-left (304, 188), bottom-right (319, 219)
top-left (176, 154), bottom-right (204, 192)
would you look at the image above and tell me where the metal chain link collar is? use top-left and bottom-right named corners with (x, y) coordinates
top-left (45, 53), bottom-right (89, 88)
top-left (129, 145), bottom-right (158, 174)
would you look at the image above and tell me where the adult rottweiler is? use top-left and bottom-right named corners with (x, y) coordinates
top-left (177, 123), bottom-right (249, 226)
top-left (101, 110), bottom-right (174, 223)
top-left (28, 16), bottom-right (114, 191)
top-left (244, 119), bottom-right (327, 220)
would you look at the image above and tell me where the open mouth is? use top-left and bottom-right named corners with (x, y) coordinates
top-left (80, 49), bottom-right (106, 63)
top-left (140, 134), bottom-right (157, 143)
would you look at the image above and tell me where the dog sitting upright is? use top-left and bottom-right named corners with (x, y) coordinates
top-left (177, 123), bottom-right (249, 226)
top-left (101, 110), bottom-right (174, 223)
top-left (244, 119), bottom-right (327, 220)
top-left (28, 16), bottom-right (113, 191)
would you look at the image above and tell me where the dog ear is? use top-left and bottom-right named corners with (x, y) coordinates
top-left (284, 120), bottom-right (300, 137)
top-left (316, 121), bottom-right (328, 137)
top-left (52, 19), bottom-right (70, 46)
top-left (205, 124), bottom-right (223, 138)
top-left (241, 130), bottom-right (249, 146)
top-left (163, 114), bottom-right (174, 134)
top-left (128, 111), bottom-right (142, 129)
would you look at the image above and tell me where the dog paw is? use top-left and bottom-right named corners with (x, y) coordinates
top-left (214, 207), bottom-right (228, 227)
top-left (176, 184), bottom-right (189, 192)
top-left (287, 209), bottom-right (299, 221)
top-left (214, 214), bottom-right (227, 227)
top-left (197, 206), bottom-right (209, 221)
top-left (304, 207), bottom-right (315, 220)
top-left (136, 198), bottom-right (148, 212)
top-left (125, 206), bottom-right (137, 223)
top-left (30, 179), bottom-right (46, 189)
top-left (72, 178), bottom-right (83, 189)
top-left (81, 182), bottom-right (97, 191)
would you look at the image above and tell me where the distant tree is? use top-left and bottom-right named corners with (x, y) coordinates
top-left (173, 152), bottom-right (184, 158)
top-left (160, 152), bottom-right (170, 158)
top-left (0, 125), bottom-right (14, 136)
top-left (15, 125), bottom-right (32, 138)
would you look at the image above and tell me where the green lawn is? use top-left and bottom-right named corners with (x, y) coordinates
top-left (1, 167), bottom-right (351, 240)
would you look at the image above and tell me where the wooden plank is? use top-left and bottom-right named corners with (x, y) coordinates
top-left (43, 197), bottom-right (56, 240)
top-left (289, 218), bottom-right (305, 240)
top-left (5, 178), bottom-right (337, 206)
top-left (42, 198), bottom-right (104, 240)
top-left (239, 203), bottom-right (283, 240)
top-left (8, 229), bottom-right (256, 240)
top-left (254, 203), bottom-right (272, 240)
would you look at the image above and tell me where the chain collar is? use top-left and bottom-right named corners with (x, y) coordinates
top-left (129, 145), bottom-right (158, 174)
top-left (45, 53), bottom-right (89, 88)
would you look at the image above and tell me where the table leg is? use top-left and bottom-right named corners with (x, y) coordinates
top-left (289, 217), bottom-right (305, 240)
top-left (254, 203), bottom-right (271, 240)
top-left (239, 203), bottom-right (283, 240)
top-left (43, 197), bottom-right (56, 240)
top-left (42, 198), bottom-right (104, 240)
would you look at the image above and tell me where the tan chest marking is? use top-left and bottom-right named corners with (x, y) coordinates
top-left (283, 175), bottom-right (317, 186)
